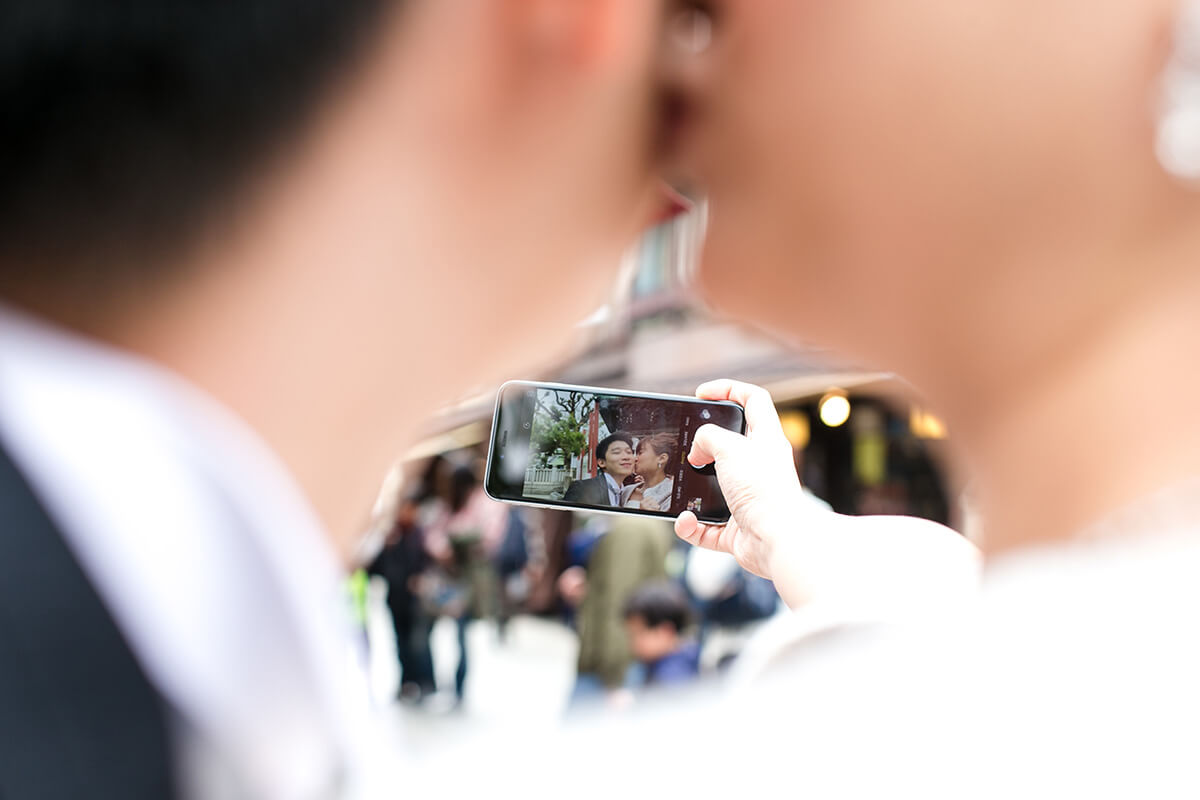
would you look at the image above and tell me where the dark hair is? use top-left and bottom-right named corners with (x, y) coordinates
top-left (448, 465), bottom-right (478, 514)
top-left (623, 581), bottom-right (691, 633)
top-left (595, 432), bottom-right (635, 466)
top-left (415, 455), bottom-right (448, 505)
top-left (0, 0), bottom-right (390, 303)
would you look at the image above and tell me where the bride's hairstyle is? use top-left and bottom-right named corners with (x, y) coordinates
top-left (637, 433), bottom-right (680, 475)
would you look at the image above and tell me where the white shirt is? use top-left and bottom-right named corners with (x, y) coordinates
top-left (710, 509), bottom-right (1200, 796)
top-left (603, 472), bottom-right (636, 507)
top-left (0, 306), bottom-right (390, 799)
top-left (409, 483), bottom-right (1200, 798)
top-left (624, 476), bottom-right (673, 512)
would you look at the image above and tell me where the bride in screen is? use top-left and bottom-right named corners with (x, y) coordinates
top-left (626, 433), bottom-right (679, 513)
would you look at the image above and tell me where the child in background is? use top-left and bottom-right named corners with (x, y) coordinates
top-left (622, 581), bottom-right (700, 690)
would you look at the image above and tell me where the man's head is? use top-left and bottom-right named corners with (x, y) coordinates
top-left (623, 580), bottom-right (690, 663)
top-left (595, 432), bottom-right (636, 481)
top-left (0, 2), bottom-right (662, 321)
top-left (0, 2), bottom-right (666, 547)
top-left (0, 1), bottom-right (398, 319)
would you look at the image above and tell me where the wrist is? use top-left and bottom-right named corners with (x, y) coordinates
top-left (763, 529), bottom-right (808, 609)
top-left (761, 491), bottom-right (838, 609)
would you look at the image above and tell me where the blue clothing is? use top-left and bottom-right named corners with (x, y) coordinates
top-left (566, 524), bottom-right (606, 569)
top-left (641, 641), bottom-right (701, 688)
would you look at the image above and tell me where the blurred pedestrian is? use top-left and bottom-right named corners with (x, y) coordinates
top-left (492, 506), bottom-right (531, 642)
top-left (566, 515), bottom-right (675, 704)
top-left (424, 464), bottom-right (508, 705)
top-left (523, 510), bottom-right (575, 617)
top-left (368, 499), bottom-right (437, 702)
top-left (681, 548), bottom-right (778, 672)
top-left (622, 581), bottom-right (700, 690)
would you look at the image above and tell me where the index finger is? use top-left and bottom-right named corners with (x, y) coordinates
top-left (695, 379), bottom-right (784, 437)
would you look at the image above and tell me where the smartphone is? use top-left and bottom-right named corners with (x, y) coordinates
top-left (485, 381), bottom-right (746, 524)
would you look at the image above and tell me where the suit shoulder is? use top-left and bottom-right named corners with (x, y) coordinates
top-left (565, 475), bottom-right (604, 497)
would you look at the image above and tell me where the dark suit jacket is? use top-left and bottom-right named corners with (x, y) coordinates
top-left (0, 445), bottom-right (176, 798)
top-left (563, 474), bottom-right (615, 507)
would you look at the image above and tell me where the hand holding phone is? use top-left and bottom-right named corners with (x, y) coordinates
top-left (673, 380), bottom-right (981, 614)
top-left (485, 381), bottom-right (746, 524)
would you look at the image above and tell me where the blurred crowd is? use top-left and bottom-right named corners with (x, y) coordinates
top-left (363, 450), bottom-right (784, 712)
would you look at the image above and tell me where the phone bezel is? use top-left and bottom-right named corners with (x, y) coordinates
top-left (484, 380), bottom-right (746, 525)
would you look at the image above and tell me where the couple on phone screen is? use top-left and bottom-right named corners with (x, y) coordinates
top-left (564, 432), bottom-right (678, 513)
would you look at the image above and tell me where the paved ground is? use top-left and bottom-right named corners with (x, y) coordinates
top-left (364, 580), bottom-right (579, 753)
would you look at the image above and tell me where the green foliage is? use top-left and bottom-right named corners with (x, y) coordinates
top-left (530, 391), bottom-right (596, 463)
top-left (532, 418), bottom-right (587, 460)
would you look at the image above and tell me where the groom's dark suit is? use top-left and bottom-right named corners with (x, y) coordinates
top-left (563, 474), bottom-right (615, 507)
top-left (0, 445), bottom-right (175, 798)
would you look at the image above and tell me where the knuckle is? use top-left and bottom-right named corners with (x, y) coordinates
top-left (749, 383), bottom-right (770, 401)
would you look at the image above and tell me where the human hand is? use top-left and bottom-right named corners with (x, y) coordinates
top-left (644, 493), bottom-right (669, 513)
top-left (557, 566), bottom-right (588, 608)
top-left (674, 380), bottom-right (809, 581)
top-left (675, 380), bottom-right (981, 613)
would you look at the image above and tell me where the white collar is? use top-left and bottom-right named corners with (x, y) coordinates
top-left (0, 305), bottom-right (388, 798)
top-left (603, 472), bottom-right (638, 506)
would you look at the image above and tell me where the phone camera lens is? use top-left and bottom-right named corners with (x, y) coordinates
top-left (700, 409), bottom-right (712, 420)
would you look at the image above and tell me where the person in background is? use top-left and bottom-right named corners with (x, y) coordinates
top-left (523, 509), bottom-right (576, 617)
top-left (565, 515), bottom-right (675, 704)
top-left (368, 498), bottom-right (436, 703)
top-left (555, 514), bottom-right (608, 628)
top-left (424, 464), bottom-right (508, 706)
top-left (346, 568), bottom-right (371, 657)
top-left (492, 505), bottom-right (530, 642)
top-left (622, 581), bottom-right (700, 690)
top-left (683, 547), bottom-right (779, 672)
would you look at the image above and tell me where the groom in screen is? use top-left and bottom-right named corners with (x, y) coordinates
top-left (564, 432), bottom-right (637, 508)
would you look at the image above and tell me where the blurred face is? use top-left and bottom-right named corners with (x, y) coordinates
top-left (260, 1), bottom-right (667, 436)
top-left (635, 441), bottom-right (667, 478)
top-left (216, 2), bottom-right (672, 537)
top-left (625, 615), bottom-right (678, 662)
top-left (599, 440), bottom-right (636, 480)
top-left (667, 0), bottom-right (1163, 385)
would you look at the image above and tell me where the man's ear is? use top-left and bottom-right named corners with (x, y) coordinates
top-left (500, 0), bottom-right (660, 70)
top-left (389, 0), bottom-right (654, 98)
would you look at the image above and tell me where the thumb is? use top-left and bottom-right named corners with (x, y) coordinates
top-left (688, 423), bottom-right (747, 467)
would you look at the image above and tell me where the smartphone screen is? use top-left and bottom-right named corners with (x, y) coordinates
top-left (485, 381), bottom-right (746, 524)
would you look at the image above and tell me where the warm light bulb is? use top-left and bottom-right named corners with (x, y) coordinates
top-left (819, 393), bottom-right (851, 428)
top-left (779, 410), bottom-right (811, 449)
top-left (910, 407), bottom-right (949, 440)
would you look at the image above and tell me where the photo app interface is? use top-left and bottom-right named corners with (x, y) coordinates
top-left (494, 386), bottom-right (743, 521)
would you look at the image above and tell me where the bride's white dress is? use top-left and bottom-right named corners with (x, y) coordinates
top-left (626, 476), bottom-right (673, 512)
